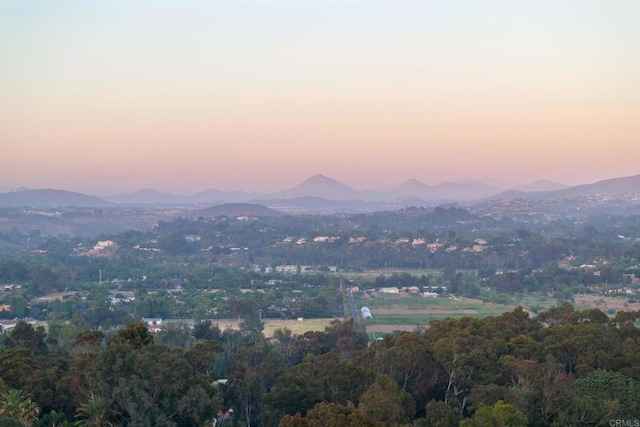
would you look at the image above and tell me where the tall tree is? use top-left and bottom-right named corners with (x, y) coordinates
top-left (357, 374), bottom-right (415, 425)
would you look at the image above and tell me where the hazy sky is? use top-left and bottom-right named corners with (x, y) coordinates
top-left (1, 1), bottom-right (639, 195)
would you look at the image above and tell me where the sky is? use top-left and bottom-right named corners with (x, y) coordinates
top-left (1, 1), bottom-right (639, 195)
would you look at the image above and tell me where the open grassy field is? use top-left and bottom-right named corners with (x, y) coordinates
top-left (510, 293), bottom-right (640, 314)
top-left (212, 318), bottom-right (338, 337)
top-left (355, 293), bottom-right (515, 328)
top-left (573, 294), bottom-right (640, 312)
top-left (354, 292), bottom-right (640, 334)
top-left (33, 291), bottom-right (77, 302)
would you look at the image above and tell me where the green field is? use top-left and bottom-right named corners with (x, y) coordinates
top-left (353, 291), bottom-right (640, 330)
top-left (355, 293), bottom-right (476, 310)
top-left (353, 293), bottom-right (516, 326)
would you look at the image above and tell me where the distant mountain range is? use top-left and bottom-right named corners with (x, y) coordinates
top-left (0, 189), bottom-right (115, 208)
top-left (488, 174), bottom-right (640, 201)
top-left (0, 174), bottom-right (637, 210)
top-left (510, 180), bottom-right (569, 192)
top-left (264, 174), bottom-right (568, 202)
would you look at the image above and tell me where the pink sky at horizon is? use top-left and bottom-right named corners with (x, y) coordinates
top-left (1, 1), bottom-right (639, 195)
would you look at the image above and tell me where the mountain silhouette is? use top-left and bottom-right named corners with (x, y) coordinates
top-left (510, 180), bottom-right (568, 192)
top-left (0, 189), bottom-right (114, 207)
top-left (490, 174), bottom-right (640, 200)
top-left (271, 174), bottom-right (360, 200)
top-left (387, 179), bottom-right (433, 198)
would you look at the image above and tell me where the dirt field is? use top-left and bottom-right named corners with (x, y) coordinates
top-left (573, 294), bottom-right (640, 311)
top-left (33, 292), bottom-right (77, 302)
top-left (215, 318), bottom-right (430, 336)
top-left (366, 324), bottom-right (421, 333)
top-left (213, 318), bottom-right (338, 337)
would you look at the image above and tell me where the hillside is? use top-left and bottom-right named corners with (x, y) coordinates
top-left (490, 174), bottom-right (640, 200)
top-left (271, 174), bottom-right (361, 200)
top-left (197, 203), bottom-right (285, 218)
top-left (0, 189), bottom-right (114, 207)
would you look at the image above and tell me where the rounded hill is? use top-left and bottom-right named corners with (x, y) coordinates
top-left (196, 203), bottom-right (285, 218)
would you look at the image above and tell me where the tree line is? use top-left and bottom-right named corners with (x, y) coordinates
top-left (2, 303), bottom-right (640, 426)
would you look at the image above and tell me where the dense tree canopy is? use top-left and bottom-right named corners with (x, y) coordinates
top-left (0, 305), bottom-right (638, 426)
